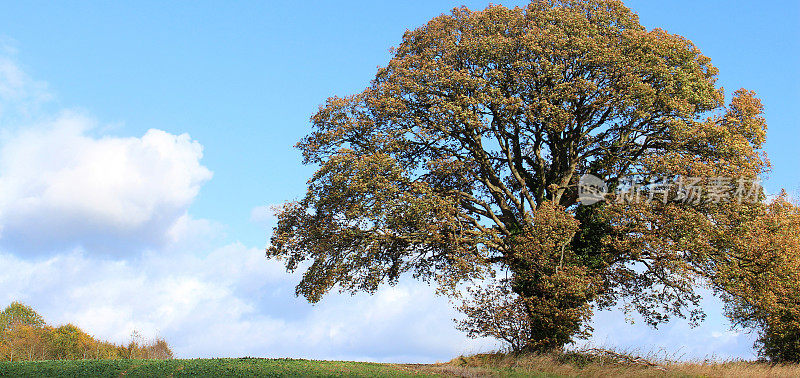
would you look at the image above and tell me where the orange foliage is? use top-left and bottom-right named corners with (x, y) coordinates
top-left (0, 302), bottom-right (173, 361)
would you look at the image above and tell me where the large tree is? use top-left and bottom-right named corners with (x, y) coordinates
top-left (269, 0), bottom-right (782, 353)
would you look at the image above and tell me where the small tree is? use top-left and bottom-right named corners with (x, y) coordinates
top-left (0, 302), bottom-right (46, 361)
top-left (712, 195), bottom-right (800, 362)
top-left (456, 280), bottom-right (531, 352)
top-left (51, 324), bottom-right (93, 360)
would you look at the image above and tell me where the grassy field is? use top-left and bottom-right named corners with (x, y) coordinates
top-left (0, 358), bottom-right (442, 377)
top-left (2, 354), bottom-right (800, 377)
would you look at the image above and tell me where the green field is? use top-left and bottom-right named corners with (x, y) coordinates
top-left (0, 358), bottom-right (446, 377)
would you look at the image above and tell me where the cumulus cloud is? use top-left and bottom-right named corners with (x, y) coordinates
top-left (0, 112), bottom-right (212, 256)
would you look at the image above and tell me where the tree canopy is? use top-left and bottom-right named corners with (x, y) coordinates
top-left (0, 302), bottom-right (45, 332)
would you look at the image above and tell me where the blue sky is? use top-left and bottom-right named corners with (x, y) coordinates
top-left (0, 1), bottom-right (797, 362)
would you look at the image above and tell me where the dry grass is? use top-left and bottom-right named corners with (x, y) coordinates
top-left (661, 361), bottom-right (800, 378)
top-left (428, 350), bottom-right (800, 377)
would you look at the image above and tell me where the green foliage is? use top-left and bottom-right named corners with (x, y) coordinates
top-left (0, 302), bottom-right (45, 331)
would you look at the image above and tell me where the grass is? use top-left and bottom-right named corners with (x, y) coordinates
top-left (3, 352), bottom-right (800, 377)
top-left (0, 358), bottom-right (437, 377)
top-left (441, 351), bottom-right (800, 377)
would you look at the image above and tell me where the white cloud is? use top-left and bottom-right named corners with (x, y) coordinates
top-left (0, 49), bottom-right (212, 256)
top-left (166, 214), bottom-right (224, 250)
top-left (0, 112), bottom-right (212, 256)
top-left (0, 243), bottom-right (497, 363)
